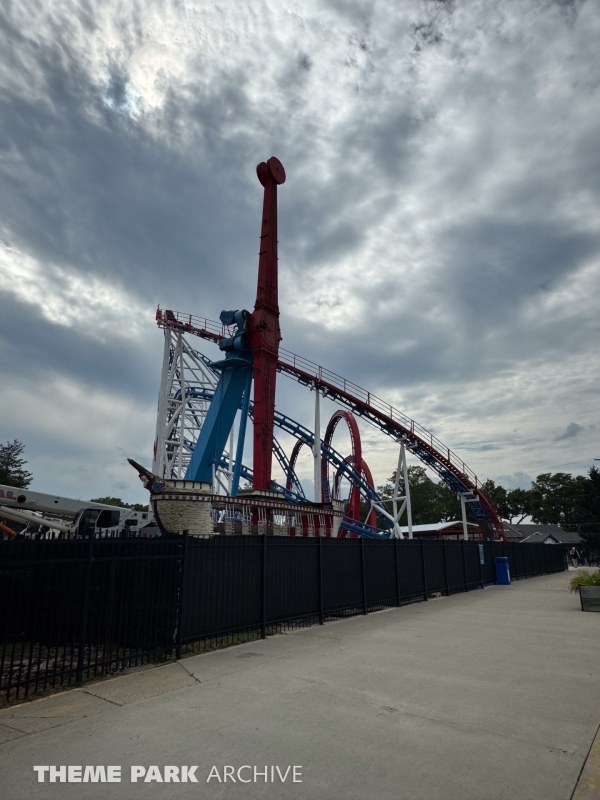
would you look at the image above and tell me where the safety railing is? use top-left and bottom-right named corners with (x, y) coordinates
top-left (277, 347), bottom-right (481, 488)
top-left (156, 308), bottom-right (235, 340)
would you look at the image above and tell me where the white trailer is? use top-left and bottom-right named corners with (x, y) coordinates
top-left (0, 484), bottom-right (159, 538)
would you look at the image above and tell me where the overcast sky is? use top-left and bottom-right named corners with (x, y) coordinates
top-left (1, 0), bottom-right (599, 503)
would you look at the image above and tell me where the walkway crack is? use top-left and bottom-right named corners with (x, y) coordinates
top-left (177, 661), bottom-right (202, 684)
top-left (0, 720), bottom-right (31, 734)
top-left (80, 689), bottom-right (123, 707)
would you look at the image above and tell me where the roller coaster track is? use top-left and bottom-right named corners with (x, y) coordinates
top-left (163, 390), bottom-right (388, 538)
top-left (169, 346), bottom-right (381, 507)
top-left (178, 386), bottom-right (383, 509)
top-left (157, 309), bottom-right (504, 539)
top-left (165, 346), bottom-right (387, 536)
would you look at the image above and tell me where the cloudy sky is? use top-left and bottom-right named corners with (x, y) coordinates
top-left (1, 0), bottom-right (599, 504)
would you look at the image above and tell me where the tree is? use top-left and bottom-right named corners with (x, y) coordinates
top-left (480, 479), bottom-right (508, 515)
top-left (504, 488), bottom-right (533, 524)
top-left (579, 467), bottom-right (600, 522)
top-left (376, 466), bottom-right (462, 526)
top-left (90, 496), bottom-right (129, 507)
top-left (0, 440), bottom-right (33, 488)
top-left (575, 468), bottom-right (600, 560)
top-left (528, 472), bottom-right (589, 526)
top-left (90, 497), bottom-right (149, 512)
top-left (478, 480), bottom-right (535, 524)
top-left (375, 465), bottom-right (600, 533)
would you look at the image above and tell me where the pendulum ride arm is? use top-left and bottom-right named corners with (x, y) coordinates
top-left (184, 310), bottom-right (252, 484)
top-left (248, 157), bottom-right (286, 490)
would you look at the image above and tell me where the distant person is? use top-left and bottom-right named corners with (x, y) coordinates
top-left (569, 546), bottom-right (580, 567)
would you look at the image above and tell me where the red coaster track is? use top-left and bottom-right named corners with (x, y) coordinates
top-left (285, 410), bottom-right (378, 534)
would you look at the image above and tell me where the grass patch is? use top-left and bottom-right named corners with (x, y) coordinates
top-left (180, 627), bottom-right (278, 657)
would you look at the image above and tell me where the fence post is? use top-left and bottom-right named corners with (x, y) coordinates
top-left (461, 541), bottom-right (469, 592)
top-left (442, 540), bottom-right (450, 596)
top-left (175, 530), bottom-right (189, 661)
top-left (76, 535), bottom-right (94, 684)
top-left (421, 538), bottom-right (428, 601)
top-left (360, 538), bottom-right (367, 615)
top-left (318, 537), bottom-right (324, 625)
top-left (261, 535), bottom-right (267, 639)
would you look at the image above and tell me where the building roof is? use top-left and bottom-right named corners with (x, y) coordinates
top-left (512, 524), bottom-right (583, 545)
top-left (519, 532), bottom-right (558, 544)
top-left (503, 524), bottom-right (525, 541)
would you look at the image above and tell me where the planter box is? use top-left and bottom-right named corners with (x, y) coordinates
top-left (579, 586), bottom-right (600, 612)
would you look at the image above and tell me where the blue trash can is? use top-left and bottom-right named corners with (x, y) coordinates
top-left (495, 556), bottom-right (511, 585)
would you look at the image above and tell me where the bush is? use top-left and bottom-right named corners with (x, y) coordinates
top-left (569, 570), bottom-right (600, 592)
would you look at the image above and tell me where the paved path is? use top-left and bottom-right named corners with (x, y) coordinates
top-left (1, 571), bottom-right (599, 800)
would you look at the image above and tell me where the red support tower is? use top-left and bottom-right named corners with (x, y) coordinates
top-left (248, 157), bottom-right (286, 490)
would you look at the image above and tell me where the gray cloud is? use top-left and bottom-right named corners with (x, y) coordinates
top-left (555, 422), bottom-right (584, 441)
top-left (495, 471), bottom-right (533, 491)
top-left (0, 0), bottom-right (599, 499)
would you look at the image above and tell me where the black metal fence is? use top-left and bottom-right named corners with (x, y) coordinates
top-left (0, 537), bottom-right (567, 704)
top-left (0, 538), bottom-right (181, 705)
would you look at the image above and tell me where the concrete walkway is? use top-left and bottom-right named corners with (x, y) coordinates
top-left (1, 571), bottom-right (599, 800)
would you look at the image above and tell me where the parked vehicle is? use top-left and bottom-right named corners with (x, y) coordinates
top-left (0, 483), bottom-right (159, 538)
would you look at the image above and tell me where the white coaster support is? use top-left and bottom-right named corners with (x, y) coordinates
top-left (373, 441), bottom-right (413, 539)
top-left (458, 491), bottom-right (478, 540)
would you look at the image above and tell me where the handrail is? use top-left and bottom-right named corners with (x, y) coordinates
top-left (276, 346), bottom-right (480, 489)
top-left (156, 308), bottom-right (236, 340)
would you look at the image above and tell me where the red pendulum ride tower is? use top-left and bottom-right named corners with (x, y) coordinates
top-left (248, 157), bottom-right (286, 490)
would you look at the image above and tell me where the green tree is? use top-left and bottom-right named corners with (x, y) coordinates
top-left (504, 488), bottom-right (533, 524)
top-left (0, 440), bottom-right (33, 488)
top-left (479, 480), bottom-right (534, 524)
top-left (377, 466), bottom-right (462, 526)
top-left (375, 466), bottom-right (600, 534)
top-left (573, 468), bottom-right (600, 560)
top-left (90, 497), bottom-right (149, 512)
top-left (528, 472), bottom-right (589, 526)
top-left (579, 467), bottom-right (600, 522)
top-left (480, 479), bottom-right (507, 513)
